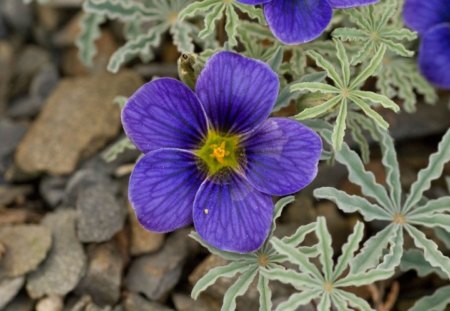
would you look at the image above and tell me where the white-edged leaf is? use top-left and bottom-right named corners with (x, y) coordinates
top-left (350, 224), bottom-right (396, 274)
top-left (307, 50), bottom-right (343, 88)
top-left (377, 128), bottom-right (402, 209)
top-left (331, 291), bottom-right (351, 311)
top-left (335, 269), bottom-right (393, 287)
top-left (295, 95), bottom-right (341, 120)
top-left (334, 138), bottom-right (393, 211)
top-left (275, 290), bottom-right (322, 311)
top-left (409, 196), bottom-right (450, 216)
top-left (378, 227), bottom-right (404, 270)
top-left (282, 222), bottom-right (316, 246)
top-left (350, 45), bottom-right (386, 89)
top-left (221, 267), bottom-right (258, 311)
top-left (400, 249), bottom-right (447, 279)
top-left (336, 290), bottom-right (374, 311)
top-left (405, 224), bottom-right (450, 279)
top-left (291, 82), bottom-right (340, 94)
top-left (261, 267), bottom-right (321, 290)
top-left (224, 5), bottom-right (239, 47)
top-left (316, 217), bottom-right (334, 281)
top-left (408, 214), bottom-right (450, 233)
top-left (435, 228), bottom-right (450, 249)
top-left (404, 128), bottom-right (450, 213)
top-left (317, 293), bottom-right (331, 311)
top-left (409, 285), bottom-right (450, 311)
top-left (314, 187), bottom-right (392, 222)
top-left (271, 237), bottom-right (323, 280)
top-left (271, 196), bottom-right (295, 236)
top-left (257, 275), bottom-right (272, 311)
top-left (333, 221), bottom-right (365, 280)
top-left (332, 98), bottom-right (348, 151)
top-left (75, 13), bottom-right (105, 67)
top-left (352, 90), bottom-right (400, 112)
top-left (191, 261), bottom-right (250, 300)
top-left (350, 95), bottom-right (389, 129)
top-left (334, 39), bottom-right (350, 86)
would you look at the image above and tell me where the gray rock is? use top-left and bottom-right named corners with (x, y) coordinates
top-left (0, 225), bottom-right (52, 278)
top-left (27, 210), bottom-right (87, 299)
top-left (172, 293), bottom-right (219, 311)
top-left (125, 232), bottom-right (189, 300)
top-left (76, 184), bottom-right (125, 243)
top-left (0, 0), bottom-right (32, 33)
top-left (3, 293), bottom-right (33, 311)
top-left (14, 71), bottom-right (142, 175)
top-left (0, 41), bottom-right (13, 111)
top-left (64, 168), bottom-right (116, 207)
top-left (123, 293), bottom-right (174, 311)
top-left (69, 295), bottom-right (112, 311)
top-left (0, 276), bottom-right (25, 309)
top-left (0, 119), bottom-right (28, 176)
top-left (39, 175), bottom-right (68, 208)
top-left (76, 242), bottom-right (124, 306)
top-left (10, 46), bottom-right (50, 97)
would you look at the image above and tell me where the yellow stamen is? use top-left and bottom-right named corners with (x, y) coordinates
top-left (210, 141), bottom-right (229, 164)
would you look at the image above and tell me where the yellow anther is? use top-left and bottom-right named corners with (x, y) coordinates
top-left (210, 141), bottom-right (229, 164)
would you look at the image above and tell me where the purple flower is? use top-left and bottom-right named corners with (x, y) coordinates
top-left (404, 0), bottom-right (450, 89)
top-left (122, 51), bottom-right (322, 253)
top-left (237, 0), bottom-right (378, 45)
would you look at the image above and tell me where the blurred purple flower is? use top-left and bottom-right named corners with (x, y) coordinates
top-left (122, 51), bottom-right (322, 253)
top-left (237, 0), bottom-right (378, 45)
top-left (404, 0), bottom-right (450, 89)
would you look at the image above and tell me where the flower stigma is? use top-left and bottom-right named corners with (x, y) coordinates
top-left (195, 131), bottom-right (241, 176)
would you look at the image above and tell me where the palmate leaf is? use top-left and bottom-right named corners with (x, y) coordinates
top-left (293, 42), bottom-right (398, 151)
top-left (257, 275), bottom-right (271, 311)
top-left (409, 285), bottom-right (450, 311)
top-left (435, 228), bottom-right (450, 249)
top-left (102, 136), bottom-right (136, 162)
top-left (266, 219), bottom-right (393, 311)
top-left (314, 188), bottom-right (391, 222)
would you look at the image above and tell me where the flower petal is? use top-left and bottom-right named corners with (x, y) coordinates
top-left (195, 51), bottom-right (279, 135)
top-left (237, 0), bottom-right (272, 4)
top-left (193, 172), bottom-right (273, 253)
top-left (242, 118), bottom-right (322, 196)
top-left (403, 0), bottom-right (450, 33)
top-left (129, 149), bottom-right (206, 233)
top-left (263, 0), bottom-right (332, 44)
top-left (418, 24), bottom-right (450, 89)
top-left (122, 78), bottom-right (208, 153)
top-left (327, 0), bottom-right (378, 9)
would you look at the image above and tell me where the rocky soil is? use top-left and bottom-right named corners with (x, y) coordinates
top-left (0, 1), bottom-right (449, 311)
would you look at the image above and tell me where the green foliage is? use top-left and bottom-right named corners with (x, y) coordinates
top-left (315, 127), bottom-right (450, 279)
top-left (79, 0), bottom-right (214, 72)
top-left (292, 40), bottom-right (399, 151)
top-left (333, 2), bottom-right (437, 112)
top-left (264, 218), bottom-right (393, 311)
top-left (179, 0), bottom-right (264, 49)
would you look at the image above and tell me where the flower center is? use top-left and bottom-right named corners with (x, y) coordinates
top-left (195, 131), bottom-right (241, 175)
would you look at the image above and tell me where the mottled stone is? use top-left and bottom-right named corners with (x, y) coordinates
top-left (172, 293), bottom-right (220, 311)
top-left (0, 276), bottom-right (25, 309)
top-left (0, 225), bottom-right (52, 278)
top-left (15, 71), bottom-right (142, 175)
top-left (27, 210), bottom-right (86, 299)
top-left (0, 42), bottom-right (13, 111)
top-left (128, 204), bottom-right (164, 256)
top-left (76, 184), bottom-right (126, 243)
top-left (0, 119), bottom-right (27, 176)
top-left (3, 293), bottom-right (33, 311)
top-left (125, 232), bottom-right (189, 300)
top-left (123, 293), bottom-right (174, 311)
top-left (36, 295), bottom-right (64, 311)
top-left (39, 175), bottom-right (68, 208)
top-left (69, 295), bottom-right (112, 311)
top-left (76, 242), bottom-right (124, 306)
top-left (0, 184), bottom-right (33, 207)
